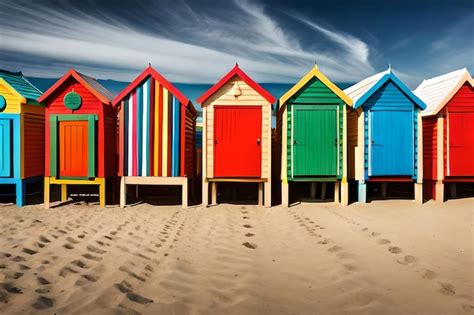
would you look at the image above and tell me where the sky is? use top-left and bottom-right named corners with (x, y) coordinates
top-left (0, 0), bottom-right (473, 88)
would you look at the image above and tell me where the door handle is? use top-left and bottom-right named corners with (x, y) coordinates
top-left (257, 138), bottom-right (261, 145)
top-left (293, 140), bottom-right (298, 145)
top-left (214, 140), bottom-right (217, 144)
top-left (371, 140), bottom-right (375, 145)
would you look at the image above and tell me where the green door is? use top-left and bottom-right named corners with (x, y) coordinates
top-left (292, 105), bottom-right (338, 177)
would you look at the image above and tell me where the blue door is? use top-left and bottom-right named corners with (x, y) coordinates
top-left (0, 119), bottom-right (11, 177)
top-left (369, 110), bottom-right (413, 176)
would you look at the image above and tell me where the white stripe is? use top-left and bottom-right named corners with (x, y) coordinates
top-left (142, 81), bottom-right (148, 176)
top-left (127, 96), bottom-right (133, 176)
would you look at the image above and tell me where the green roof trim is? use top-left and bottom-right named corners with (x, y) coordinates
top-left (0, 69), bottom-right (43, 103)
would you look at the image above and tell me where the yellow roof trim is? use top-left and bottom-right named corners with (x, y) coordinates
top-left (279, 65), bottom-right (353, 106)
top-left (0, 77), bottom-right (27, 104)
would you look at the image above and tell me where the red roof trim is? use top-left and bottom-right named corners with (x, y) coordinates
top-left (38, 69), bottom-right (112, 104)
top-left (112, 66), bottom-right (190, 107)
top-left (196, 64), bottom-right (276, 104)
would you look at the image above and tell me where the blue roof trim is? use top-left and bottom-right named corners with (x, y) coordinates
top-left (354, 72), bottom-right (426, 110)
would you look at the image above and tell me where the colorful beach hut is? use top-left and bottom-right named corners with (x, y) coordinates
top-left (277, 65), bottom-right (352, 206)
top-left (344, 68), bottom-right (426, 203)
top-left (414, 68), bottom-right (473, 201)
top-left (39, 69), bottom-right (115, 208)
top-left (197, 64), bottom-right (275, 207)
top-left (112, 66), bottom-right (197, 208)
top-left (0, 70), bottom-right (44, 206)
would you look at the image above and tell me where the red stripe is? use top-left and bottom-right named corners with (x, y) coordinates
top-left (149, 78), bottom-right (155, 176)
top-left (167, 96), bottom-right (172, 176)
top-left (158, 85), bottom-right (163, 176)
top-left (180, 104), bottom-right (185, 177)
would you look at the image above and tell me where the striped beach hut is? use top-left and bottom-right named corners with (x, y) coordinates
top-left (197, 64), bottom-right (275, 207)
top-left (277, 65), bottom-right (352, 206)
top-left (113, 66), bottom-right (197, 208)
top-left (345, 68), bottom-right (426, 203)
top-left (39, 69), bottom-right (116, 208)
top-left (0, 69), bottom-right (44, 206)
top-left (414, 68), bottom-right (473, 201)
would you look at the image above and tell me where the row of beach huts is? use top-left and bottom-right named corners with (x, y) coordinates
top-left (0, 64), bottom-right (472, 208)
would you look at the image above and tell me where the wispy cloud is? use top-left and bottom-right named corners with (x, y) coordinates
top-left (0, 0), bottom-right (374, 83)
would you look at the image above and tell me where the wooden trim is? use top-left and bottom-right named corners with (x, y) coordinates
top-left (87, 115), bottom-right (95, 178)
top-left (208, 178), bottom-right (268, 183)
top-left (123, 176), bottom-right (187, 185)
top-left (49, 116), bottom-right (58, 177)
top-left (118, 101), bottom-right (124, 176)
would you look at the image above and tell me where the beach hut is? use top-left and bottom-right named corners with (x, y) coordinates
top-left (112, 66), bottom-right (197, 208)
top-left (277, 65), bottom-right (352, 206)
top-left (0, 69), bottom-right (44, 206)
top-left (344, 67), bottom-right (426, 203)
top-left (197, 64), bottom-right (275, 207)
top-left (39, 69), bottom-right (115, 208)
top-left (414, 68), bottom-right (473, 201)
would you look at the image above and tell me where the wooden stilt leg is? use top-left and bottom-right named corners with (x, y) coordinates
top-left (264, 181), bottom-right (271, 208)
top-left (381, 182), bottom-right (388, 199)
top-left (120, 177), bottom-right (126, 208)
top-left (99, 179), bottom-right (106, 208)
top-left (414, 183), bottom-right (423, 204)
top-left (182, 178), bottom-right (188, 208)
top-left (282, 181), bottom-right (289, 207)
top-left (321, 182), bottom-right (327, 200)
top-left (202, 179), bottom-right (209, 206)
top-left (61, 184), bottom-right (67, 202)
top-left (44, 177), bottom-right (50, 209)
top-left (334, 182), bottom-right (340, 204)
top-left (435, 181), bottom-right (444, 202)
top-left (341, 181), bottom-right (349, 206)
top-left (16, 180), bottom-right (25, 207)
top-left (310, 182), bottom-right (317, 199)
top-left (449, 183), bottom-right (457, 199)
top-left (258, 183), bottom-right (263, 206)
top-left (211, 182), bottom-right (217, 205)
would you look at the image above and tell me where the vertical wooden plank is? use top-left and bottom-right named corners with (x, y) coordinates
top-left (132, 91), bottom-right (137, 176)
top-left (142, 79), bottom-right (150, 176)
top-left (118, 101), bottom-right (124, 176)
top-left (20, 114), bottom-right (24, 178)
top-left (50, 116), bottom-right (57, 177)
top-left (127, 96), bottom-right (132, 176)
top-left (172, 97), bottom-right (180, 177)
top-left (157, 83), bottom-right (163, 176)
top-left (120, 176), bottom-right (126, 208)
top-left (168, 94), bottom-right (173, 177)
top-left (61, 184), bottom-right (67, 202)
top-left (258, 182), bottom-right (263, 206)
top-left (180, 104), bottom-right (186, 177)
top-left (162, 89), bottom-right (169, 176)
top-left (137, 85), bottom-right (143, 176)
top-left (13, 116), bottom-right (21, 179)
top-left (99, 178), bottom-right (105, 207)
top-left (149, 78), bottom-right (155, 176)
top-left (182, 178), bottom-right (188, 208)
top-left (44, 177), bottom-right (50, 209)
top-left (88, 115), bottom-right (95, 178)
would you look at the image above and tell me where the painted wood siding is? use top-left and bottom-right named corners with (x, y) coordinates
top-left (422, 117), bottom-right (437, 180)
top-left (0, 80), bottom-right (22, 114)
top-left (203, 77), bottom-right (272, 179)
top-left (22, 105), bottom-right (44, 178)
top-left (104, 105), bottom-right (116, 177)
top-left (347, 109), bottom-right (359, 179)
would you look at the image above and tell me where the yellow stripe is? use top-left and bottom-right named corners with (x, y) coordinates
top-left (154, 81), bottom-right (160, 176)
top-left (162, 88), bottom-right (169, 176)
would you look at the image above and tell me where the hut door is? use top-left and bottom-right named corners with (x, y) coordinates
top-left (0, 119), bottom-right (11, 177)
top-left (292, 106), bottom-right (337, 177)
top-left (59, 121), bottom-right (89, 177)
top-left (214, 106), bottom-right (262, 177)
top-left (369, 110), bottom-right (413, 176)
top-left (449, 112), bottom-right (474, 176)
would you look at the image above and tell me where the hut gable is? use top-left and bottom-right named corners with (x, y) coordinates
top-left (280, 65), bottom-right (351, 106)
top-left (414, 68), bottom-right (473, 116)
top-left (0, 70), bottom-right (43, 113)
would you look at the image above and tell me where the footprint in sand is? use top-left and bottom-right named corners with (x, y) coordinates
top-left (421, 269), bottom-right (437, 279)
top-left (32, 296), bottom-right (54, 310)
top-left (370, 232), bottom-right (380, 237)
top-left (3, 283), bottom-right (22, 294)
top-left (66, 237), bottom-right (79, 244)
top-left (328, 245), bottom-right (342, 253)
top-left (245, 233), bottom-right (255, 237)
top-left (243, 224), bottom-right (252, 229)
top-left (37, 277), bottom-right (51, 285)
top-left (63, 243), bottom-right (74, 250)
top-left (388, 246), bottom-right (402, 254)
top-left (39, 236), bottom-right (51, 243)
top-left (397, 255), bottom-right (417, 265)
top-left (343, 264), bottom-right (356, 272)
top-left (318, 239), bottom-right (329, 245)
top-left (0, 291), bottom-right (8, 303)
top-left (438, 282), bottom-right (456, 296)
top-left (71, 260), bottom-right (88, 269)
top-left (462, 305), bottom-right (474, 313)
top-left (242, 242), bottom-right (257, 249)
top-left (81, 274), bottom-right (98, 282)
top-left (115, 281), bottom-right (132, 293)
top-left (59, 266), bottom-right (79, 277)
top-left (377, 239), bottom-right (391, 245)
top-left (126, 292), bottom-right (153, 304)
top-left (87, 245), bottom-right (106, 254)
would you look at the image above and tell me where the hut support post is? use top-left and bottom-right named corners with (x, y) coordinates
top-left (258, 183), bottom-right (263, 206)
top-left (449, 183), bottom-right (457, 199)
top-left (202, 180), bottom-right (209, 206)
top-left (61, 184), bottom-right (67, 202)
top-left (310, 182), bottom-right (317, 199)
top-left (44, 177), bottom-right (50, 209)
top-left (435, 181), bottom-right (444, 202)
top-left (264, 181), bottom-right (271, 208)
top-left (358, 181), bottom-right (366, 203)
top-left (333, 182), bottom-right (339, 203)
top-left (15, 180), bottom-right (25, 207)
top-left (341, 181), bottom-right (348, 206)
top-left (99, 178), bottom-right (105, 208)
top-left (321, 182), bottom-right (327, 200)
top-left (211, 182), bottom-right (217, 205)
top-left (182, 178), bottom-right (188, 208)
top-left (381, 182), bottom-right (388, 199)
top-left (120, 177), bottom-right (126, 208)
top-left (281, 181), bottom-right (289, 207)
top-left (414, 183), bottom-right (423, 204)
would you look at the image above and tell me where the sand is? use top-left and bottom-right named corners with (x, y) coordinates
top-left (0, 198), bottom-right (472, 314)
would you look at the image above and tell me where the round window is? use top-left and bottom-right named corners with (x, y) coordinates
top-left (0, 95), bottom-right (6, 112)
top-left (64, 91), bottom-right (82, 110)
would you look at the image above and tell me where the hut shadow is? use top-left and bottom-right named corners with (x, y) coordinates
top-left (444, 182), bottom-right (474, 201)
top-left (288, 182), bottom-right (336, 205)
top-left (0, 181), bottom-right (44, 207)
top-left (366, 182), bottom-right (414, 202)
top-left (125, 185), bottom-right (201, 207)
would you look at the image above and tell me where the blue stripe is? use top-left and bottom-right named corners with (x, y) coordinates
top-left (123, 97), bottom-right (129, 175)
top-left (145, 79), bottom-right (151, 176)
top-left (172, 97), bottom-right (180, 176)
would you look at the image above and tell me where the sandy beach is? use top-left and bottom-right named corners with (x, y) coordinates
top-left (0, 199), bottom-right (472, 314)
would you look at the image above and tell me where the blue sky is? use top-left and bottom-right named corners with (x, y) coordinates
top-left (0, 0), bottom-right (472, 88)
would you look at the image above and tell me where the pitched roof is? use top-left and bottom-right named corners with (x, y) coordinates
top-left (38, 69), bottom-right (113, 104)
top-left (112, 66), bottom-right (191, 109)
top-left (280, 65), bottom-right (352, 106)
top-left (414, 68), bottom-right (473, 116)
top-left (0, 69), bottom-right (43, 103)
top-left (344, 68), bottom-right (426, 110)
top-left (196, 64), bottom-right (275, 105)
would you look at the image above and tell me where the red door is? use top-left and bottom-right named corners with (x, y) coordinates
top-left (214, 106), bottom-right (262, 177)
top-left (59, 121), bottom-right (89, 177)
top-left (449, 112), bottom-right (474, 176)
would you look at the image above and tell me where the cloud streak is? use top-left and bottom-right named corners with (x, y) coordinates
top-left (0, 0), bottom-right (375, 83)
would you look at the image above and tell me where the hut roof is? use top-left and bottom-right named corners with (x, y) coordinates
top-left (196, 64), bottom-right (275, 105)
top-left (279, 65), bottom-right (352, 106)
top-left (414, 68), bottom-right (473, 116)
top-left (38, 69), bottom-right (113, 105)
top-left (344, 68), bottom-right (426, 110)
top-left (0, 69), bottom-right (43, 103)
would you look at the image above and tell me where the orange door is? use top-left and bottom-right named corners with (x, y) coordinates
top-left (59, 121), bottom-right (88, 177)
